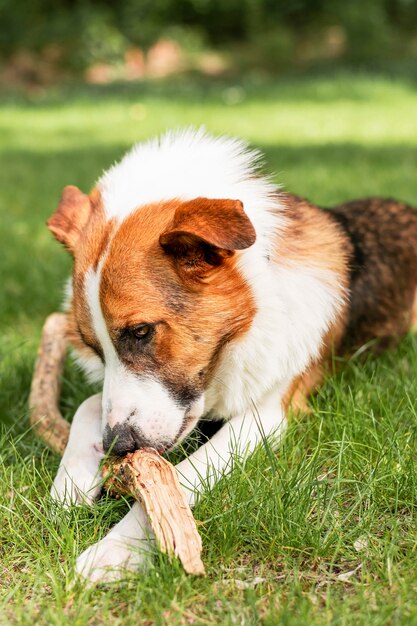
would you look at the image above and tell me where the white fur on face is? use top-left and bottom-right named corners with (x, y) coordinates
top-left (84, 265), bottom-right (197, 448)
top-left (102, 361), bottom-right (190, 446)
top-left (61, 277), bottom-right (105, 383)
top-left (71, 349), bottom-right (105, 384)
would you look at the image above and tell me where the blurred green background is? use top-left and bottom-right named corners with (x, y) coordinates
top-left (2, 0), bottom-right (417, 86)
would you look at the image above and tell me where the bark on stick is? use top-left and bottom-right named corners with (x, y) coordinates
top-left (29, 312), bottom-right (70, 455)
top-left (103, 450), bottom-right (205, 575)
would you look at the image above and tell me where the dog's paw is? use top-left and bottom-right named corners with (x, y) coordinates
top-left (51, 459), bottom-right (102, 507)
top-left (75, 534), bottom-right (152, 583)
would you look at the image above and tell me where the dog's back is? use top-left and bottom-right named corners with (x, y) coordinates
top-left (329, 197), bottom-right (417, 350)
top-left (281, 193), bottom-right (417, 353)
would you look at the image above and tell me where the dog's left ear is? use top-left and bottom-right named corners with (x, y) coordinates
top-left (159, 197), bottom-right (256, 276)
top-left (47, 185), bottom-right (93, 253)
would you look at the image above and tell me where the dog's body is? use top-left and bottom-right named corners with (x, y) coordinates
top-left (48, 130), bottom-right (417, 582)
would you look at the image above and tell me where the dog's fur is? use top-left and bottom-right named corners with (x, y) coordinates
top-left (48, 129), bottom-right (417, 582)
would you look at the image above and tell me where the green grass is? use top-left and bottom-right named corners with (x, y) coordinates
top-left (2, 69), bottom-right (417, 625)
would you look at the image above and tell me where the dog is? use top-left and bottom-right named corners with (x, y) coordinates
top-left (47, 129), bottom-right (417, 583)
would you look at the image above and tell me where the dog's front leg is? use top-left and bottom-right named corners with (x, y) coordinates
top-left (51, 393), bottom-right (104, 506)
top-left (75, 501), bottom-right (153, 583)
top-left (75, 387), bottom-right (286, 583)
top-left (176, 386), bottom-right (287, 507)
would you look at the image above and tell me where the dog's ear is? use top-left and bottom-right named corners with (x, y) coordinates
top-left (47, 185), bottom-right (93, 253)
top-left (159, 197), bottom-right (256, 277)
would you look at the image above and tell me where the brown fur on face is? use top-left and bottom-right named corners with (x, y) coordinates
top-left (69, 197), bottom-right (256, 403)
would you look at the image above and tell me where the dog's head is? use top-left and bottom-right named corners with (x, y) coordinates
top-left (48, 186), bottom-right (256, 454)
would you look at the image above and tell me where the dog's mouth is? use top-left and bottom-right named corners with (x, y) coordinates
top-left (102, 401), bottom-right (203, 457)
top-left (156, 415), bottom-right (200, 455)
top-left (155, 411), bottom-right (201, 456)
top-left (155, 420), bottom-right (191, 454)
top-left (174, 410), bottom-right (201, 447)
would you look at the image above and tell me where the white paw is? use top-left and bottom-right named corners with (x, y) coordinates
top-left (75, 533), bottom-right (152, 583)
top-left (51, 458), bottom-right (103, 507)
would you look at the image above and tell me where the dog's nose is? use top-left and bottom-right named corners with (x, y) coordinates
top-left (103, 423), bottom-right (150, 456)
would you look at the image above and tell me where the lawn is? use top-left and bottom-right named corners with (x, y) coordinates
top-left (2, 69), bottom-right (417, 625)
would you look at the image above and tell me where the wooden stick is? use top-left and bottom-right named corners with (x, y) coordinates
top-left (29, 312), bottom-right (70, 455)
top-left (103, 450), bottom-right (205, 575)
top-left (30, 313), bottom-right (205, 576)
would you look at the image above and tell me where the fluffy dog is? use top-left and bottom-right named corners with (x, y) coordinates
top-left (48, 129), bottom-right (417, 582)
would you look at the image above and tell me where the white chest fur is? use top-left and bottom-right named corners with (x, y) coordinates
top-left (204, 251), bottom-right (344, 418)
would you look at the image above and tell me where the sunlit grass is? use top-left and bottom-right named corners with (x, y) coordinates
top-left (2, 73), bottom-right (417, 153)
top-left (1, 70), bottom-right (417, 624)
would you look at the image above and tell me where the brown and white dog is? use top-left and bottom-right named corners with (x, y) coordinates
top-left (48, 129), bottom-right (417, 582)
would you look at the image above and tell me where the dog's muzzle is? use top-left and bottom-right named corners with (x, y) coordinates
top-left (102, 423), bottom-right (171, 456)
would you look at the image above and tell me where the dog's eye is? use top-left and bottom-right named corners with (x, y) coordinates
top-left (119, 323), bottom-right (156, 349)
top-left (131, 324), bottom-right (153, 340)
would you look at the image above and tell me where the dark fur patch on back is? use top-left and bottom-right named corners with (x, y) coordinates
top-left (328, 197), bottom-right (417, 349)
top-left (329, 209), bottom-right (365, 281)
